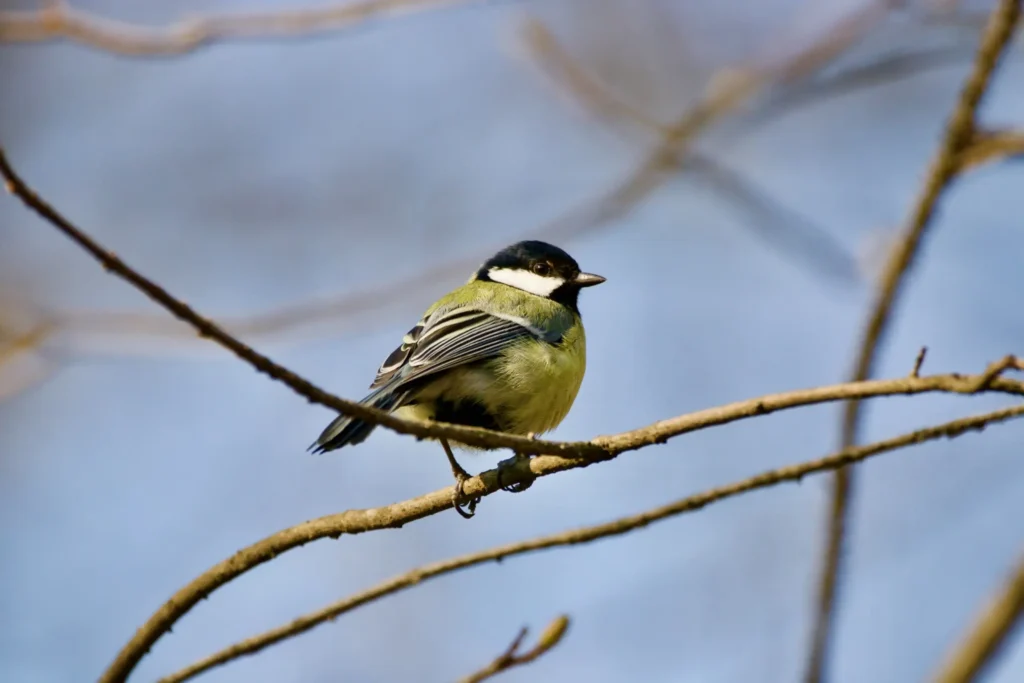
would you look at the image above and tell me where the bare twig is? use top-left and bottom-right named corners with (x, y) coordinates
top-left (956, 128), bottom-right (1024, 172)
top-left (805, 2), bottom-right (1023, 681)
top-left (0, 0), bottom-right (487, 56)
top-left (159, 404), bottom-right (1024, 683)
top-left (932, 550), bottom-right (1024, 683)
top-left (968, 354), bottom-right (1024, 392)
top-left (457, 616), bottom-right (570, 683)
top-left (911, 346), bottom-right (929, 378)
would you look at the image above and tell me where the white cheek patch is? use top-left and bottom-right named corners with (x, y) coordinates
top-left (488, 267), bottom-right (565, 297)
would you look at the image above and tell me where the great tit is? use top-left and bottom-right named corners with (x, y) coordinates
top-left (310, 240), bottom-right (605, 517)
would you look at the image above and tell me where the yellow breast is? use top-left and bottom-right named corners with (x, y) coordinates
top-left (488, 323), bottom-right (587, 436)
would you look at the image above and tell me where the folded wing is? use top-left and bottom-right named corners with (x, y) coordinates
top-left (370, 307), bottom-right (549, 390)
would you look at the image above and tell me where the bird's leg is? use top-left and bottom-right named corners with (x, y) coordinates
top-left (497, 432), bottom-right (539, 493)
top-left (440, 437), bottom-right (479, 519)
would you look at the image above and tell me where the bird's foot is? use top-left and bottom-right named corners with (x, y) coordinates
top-left (441, 437), bottom-right (480, 519)
top-left (451, 470), bottom-right (480, 519)
top-left (498, 452), bottom-right (536, 493)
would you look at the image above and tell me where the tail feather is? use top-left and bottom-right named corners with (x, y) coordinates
top-left (309, 388), bottom-right (407, 454)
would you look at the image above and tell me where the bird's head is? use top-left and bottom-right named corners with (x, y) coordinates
top-left (475, 240), bottom-right (605, 311)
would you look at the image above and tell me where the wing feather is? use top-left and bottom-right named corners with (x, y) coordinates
top-left (368, 307), bottom-right (544, 390)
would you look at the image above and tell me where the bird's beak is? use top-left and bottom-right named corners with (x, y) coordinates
top-left (574, 272), bottom-right (606, 288)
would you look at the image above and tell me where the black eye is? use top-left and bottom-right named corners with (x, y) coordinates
top-left (532, 262), bottom-right (551, 276)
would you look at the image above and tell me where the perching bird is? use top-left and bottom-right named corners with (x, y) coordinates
top-left (310, 240), bottom-right (605, 517)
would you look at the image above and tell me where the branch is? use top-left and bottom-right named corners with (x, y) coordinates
top-left (0, 0), bottom-right (484, 56)
top-left (805, 1), bottom-right (1023, 681)
top-left (932, 550), bottom-right (1024, 683)
top-left (956, 128), bottom-right (1024, 172)
top-left (159, 404), bottom-right (1024, 683)
top-left (456, 616), bottom-right (570, 683)
top-left (750, 46), bottom-right (971, 128)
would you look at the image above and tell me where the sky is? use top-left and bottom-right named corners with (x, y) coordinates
top-left (1, 1), bottom-right (1023, 682)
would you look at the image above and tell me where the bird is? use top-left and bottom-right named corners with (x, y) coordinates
top-left (309, 240), bottom-right (605, 517)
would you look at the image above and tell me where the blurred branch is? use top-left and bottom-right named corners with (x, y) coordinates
top-left (956, 128), bottom-right (1024, 172)
top-left (805, 2), bottom-right (1023, 682)
top-left (522, 18), bottom-right (667, 135)
top-left (456, 616), bottom-right (570, 683)
top-left (523, 17), bottom-right (858, 284)
top-left (747, 45), bottom-right (971, 132)
top-left (9, 143), bottom-right (1024, 682)
top-left (932, 550), bottom-right (1024, 683)
top-left (0, 0), bottom-right (485, 56)
top-left (0, 319), bottom-right (55, 400)
top-left (159, 403), bottom-right (1024, 683)
top-left (683, 155), bottom-right (858, 283)
top-left (0, 322), bottom-right (51, 367)
top-left (55, 259), bottom-right (470, 347)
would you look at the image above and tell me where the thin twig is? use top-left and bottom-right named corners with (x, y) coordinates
top-left (0, 0), bottom-right (487, 56)
top-left (955, 128), bottom-right (1024, 172)
top-left (967, 354), bottom-right (1024, 392)
top-left (932, 550), bottom-right (1024, 683)
top-left (457, 616), bottom-right (570, 683)
top-left (159, 404), bottom-right (1024, 683)
top-left (805, 2), bottom-right (1023, 682)
top-left (911, 346), bottom-right (929, 378)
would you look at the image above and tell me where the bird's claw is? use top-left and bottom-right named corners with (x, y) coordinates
top-left (441, 437), bottom-right (480, 519)
top-left (451, 472), bottom-right (480, 519)
top-left (497, 453), bottom-right (536, 493)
